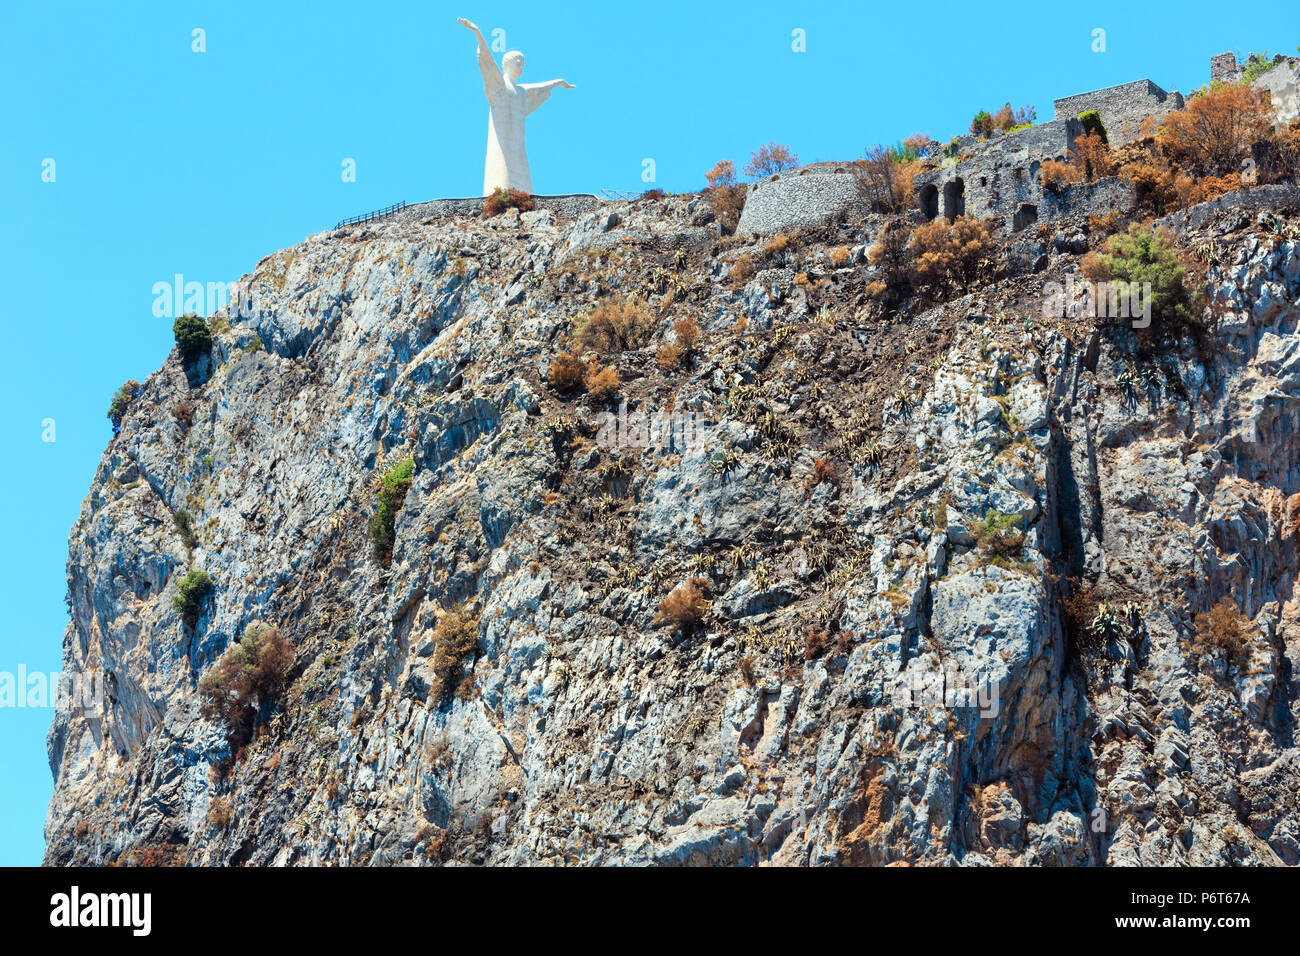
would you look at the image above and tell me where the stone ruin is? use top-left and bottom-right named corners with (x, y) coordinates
top-left (736, 53), bottom-right (1295, 237)
top-left (912, 78), bottom-right (1184, 235)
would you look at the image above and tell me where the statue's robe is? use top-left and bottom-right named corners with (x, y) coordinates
top-left (478, 47), bottom-right (557, 195)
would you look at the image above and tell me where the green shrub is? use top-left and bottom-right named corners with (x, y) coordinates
top-left (173, 509), bottom-right (199, 552)
top-left (1077, 110), bottom-right (1108, 144)
top-left (1240, 52), bottom-right (1278, 83)
top-left (107, 380), bottom-right (142, 435)
top-left (969, 109), bottom-right (993, 137)
top-left (173, 314), bottom-right (213, 363)
top-left (430, 606), bottom-right (479, 706)
top-left (172, 568), bottom-right (214, 626)
top-left (368, 456), bottom-right (415, 564)
top-left (1098, 225), bottom-right (1197, 331)
top-left (199, 622), bottom-right (294, 746)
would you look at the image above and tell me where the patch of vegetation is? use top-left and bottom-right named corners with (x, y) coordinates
top-left (173, 509), bottom-right (199, 552)
top-left (173, 314), bottom-right (213, 364)
top-left (573, 296), bottom-right (655, 355)
top-left (970, 102), bottom-right (1035, 137)
top-left (547, 350), bottom-right (619, 401)
top-left (430, 605), bottom-right (479, 706)
top-left (970, 509), bottom-right (1027, 562)
top-left (107, 380), bottom-right (142, 435)
top-left (172, 568), bottom-right (214, 626)
top-left (742, 141), bottom-right (800, 179)
top-left (1194, 597), bottom-right (1254, 669)
top-left (206, 796), bottom-right (233, 830)
top-left (482, 187), bottom-right (535, 217)
top-left (1077, 110), bottom-right (1108, 144)
top-left (368, 456), bottom-right (415, 565)
top-left (908, 216), bottom-right (996, 299)
top-left (655, 317), bottom-right (700, 370)
top-left (199, 622), bottom-right (294, 747)
top-left (1240, 52), bottom-right (1278, 84)
top-left (1094, 225), bottom-right (1198, 332)
top-left (654, 577), bottom-right (711, 635)
top-left (703, 160), bottom-right (747, 232)
top-left (1163, 83), bottom-right (1273, 177)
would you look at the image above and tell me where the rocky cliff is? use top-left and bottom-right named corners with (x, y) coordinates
top-left (44, 190), bottom-right (1300, 865)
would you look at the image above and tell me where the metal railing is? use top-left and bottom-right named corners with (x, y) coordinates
top-left (335, 200), bottom-right (407, 230)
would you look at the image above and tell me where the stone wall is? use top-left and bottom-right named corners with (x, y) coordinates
top-left (913, 118), bottom-right (1081, 231)
top-left (1251, 60), bottom-right (1300, 127)
top-left (735, 164), bottom-right (867, 236)
top-left (380, 193), bottom-right (604, 227)
top-left (1051, 79), bottom-right (1184, 146)
top-left (1039, 175), bottom-right (1136, 224)
top-left (1211, 52), bottom-right (1241, 84)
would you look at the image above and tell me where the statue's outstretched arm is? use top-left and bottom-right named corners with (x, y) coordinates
top-left (458, 17), bottom-right (502, 98)
top-left (522, 78), bottom-right (576, 115)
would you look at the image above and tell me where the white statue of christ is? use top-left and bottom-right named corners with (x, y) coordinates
top-left (459, 18), bottom-right (575, 196)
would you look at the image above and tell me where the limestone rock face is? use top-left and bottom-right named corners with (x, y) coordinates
top-left (43, 194), bottom-right (1300, 866)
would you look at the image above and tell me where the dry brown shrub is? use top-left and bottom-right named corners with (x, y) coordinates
top-left (207, 796), bottom-right (233, 830)
top-left (705, 160), bottom-right (747, 231)
top-left (198, 623), bottom-right (294, 748)
top-left (1123, 157), bottom-right (1179, 215)
top-left (804, 629), bottom-right (829, 661)
top-left (1080, 251), bottom-right (1111, 282)
top-left (547, 350), bottom-right (586, 393)
top-left (1070, 130), bottom-right (1113, 181)
top-left (656, 343), bottom-right (683, 370)
top-left (430, 605), bottom-right (479, 706)
top-left (909, 216), bottom-right (995, 297)
top-left (1193, 597), bottom-right (1254, 669)
top-left (482, 187), bottom-right (535, 217)
top-left (583, 359), bottom-right (619, 401)
top-left (672, 316), bottom-right (700, 352)
top-left (743, 142), bottom-right (799, 179)
top-left (807, 458), bottom-right (838, 489)
top-left (654, 578), bottom-right (711, 634)
top-left (574, 296), bottom-right (654, 354)
top-left (1162, 84), bottom-right (1274, 177)
top-left (1040, 159), bottom-right (1084, 193)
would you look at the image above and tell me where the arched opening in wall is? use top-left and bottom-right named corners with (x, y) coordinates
top-left (942, 178), bottom-right (965, 221)
top-left (919, 184), bottom-right (939, 221)
top-left (1013, 203), bottom-right (1039, 232)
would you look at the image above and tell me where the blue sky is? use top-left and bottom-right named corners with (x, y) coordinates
top-left (0, 0), bottom-right (1294, 866)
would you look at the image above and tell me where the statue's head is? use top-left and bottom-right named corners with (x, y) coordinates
top-left (503, 50), bottom-right (524, 80)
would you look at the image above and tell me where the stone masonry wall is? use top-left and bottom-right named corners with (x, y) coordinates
top-left (736, 165), bottom-right (866, 236)
top-left (1051, 79), bottom-right (1184, 147)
